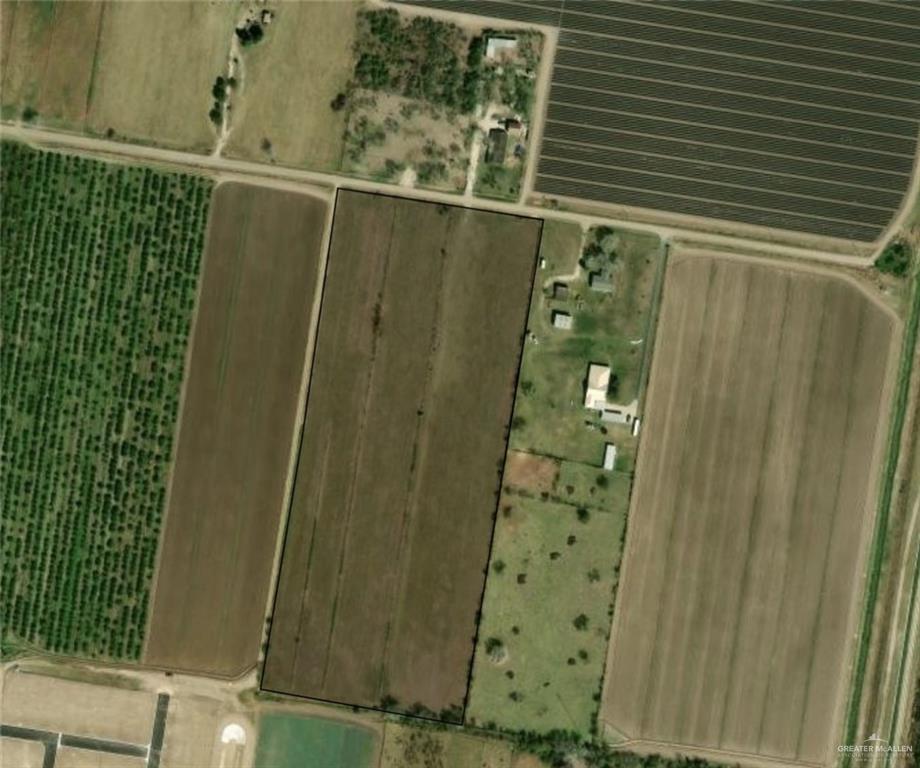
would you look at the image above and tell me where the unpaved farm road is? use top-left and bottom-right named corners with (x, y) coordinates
top-left (0, 122), bottom-right (885, 269)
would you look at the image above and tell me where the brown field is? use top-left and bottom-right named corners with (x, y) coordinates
top-left (504, 450), bottom-right (559, 494)
top-left (262, 191), bottom-right (541, 719)
top-left (144, 182), bottom-right (328, 677)
top-left (602, 254), bottom-right (899, 766)
top-left (1, 2), bottom-right (234, 150)
top-left (224, 1), bottom-right (357, 171)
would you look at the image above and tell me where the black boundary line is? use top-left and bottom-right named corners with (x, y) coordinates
top-left (458, 211), bottom-right (545, 725)
top-left (258, 188), bottom-right (545, 726)
top-left (258, 185), bottom-right (340, 696)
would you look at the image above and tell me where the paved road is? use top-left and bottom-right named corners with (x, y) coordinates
top-left (0, 122), bottom-right (884, 267)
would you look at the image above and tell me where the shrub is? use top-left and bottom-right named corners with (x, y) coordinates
top-left (876, 240), bottom-right (912, 277)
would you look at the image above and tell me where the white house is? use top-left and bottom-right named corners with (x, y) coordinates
top-left (584, 363), bottom-right (610, 410)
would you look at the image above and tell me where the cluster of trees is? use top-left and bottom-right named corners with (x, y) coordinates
top-left (0, 142), bottom-right (211, 660)
top-left (235, 19), bottom-right (264, 46)
top-left (353, 9), bottom-right (485, 114)
top-left (875, 239), bottom-right (913, 277)
top-left (513, 730), bottom-right (729, 768)
top-left (208, 74), bottom-right (236, 126)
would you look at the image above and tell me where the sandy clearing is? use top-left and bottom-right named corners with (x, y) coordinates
top-left (0, 670), bottom-right (156, 745)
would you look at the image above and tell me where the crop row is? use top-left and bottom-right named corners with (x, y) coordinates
top-left (542, 120), bottom-right (908, 191)
top-left (534, 174), bottom-right (881, 242)
top-left (0, 142), bottom-right (211, 660)
top-left (552, 51), bottom-right (919, 120)
top-left (557, 0), bottom-right (920, 59)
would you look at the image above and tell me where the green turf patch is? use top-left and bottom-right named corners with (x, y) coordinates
top-left (254, 714), bottom-right (376, 768)
top-left (468, 496), bottom-right (626, 735)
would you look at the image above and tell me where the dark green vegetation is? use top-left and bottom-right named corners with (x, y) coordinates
top-left (475, 165), bottom-right (523, 201)
top-left (0, 142), bottom-right (210, 659)
top-left (353, 9), bottom-right (482, 112)
top-left (254, 714), bottom-right (376, 768)
top-left (514, 730), bottom-right (721, 768)
top-left (876, 239), bottom-right (913, 277)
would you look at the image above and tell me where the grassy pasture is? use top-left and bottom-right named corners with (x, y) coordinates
top-left (1, 142), bottom-right (210, 659)
top-left (604, 255), bottom-right (898, 764)
top-left (254, 714), bottom-right (376, 768)
top-left (1, 2), bottom-right (235, 150)
top-left (143, 183), bottom-right (328, 677)
top-left (467, 496), bottom-right (626, 734)
top-left (263, 191), bottom-right (540, 720)
top-left (225, 2), bottom-right (357, 171)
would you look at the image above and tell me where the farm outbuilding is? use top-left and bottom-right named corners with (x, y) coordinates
top-left (552, 310), bottom-right (573, 330)
top-left (486, 128), bottom-right (508, 165)
top-left (485, 35), bottom-right (518, 60)
top-left (603, 443), bottom-right (617, 471)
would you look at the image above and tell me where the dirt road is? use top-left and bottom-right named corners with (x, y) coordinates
top-left (0, 122), bottom-right (884, 268)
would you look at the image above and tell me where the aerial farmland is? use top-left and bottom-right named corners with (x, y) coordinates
top-left (603, 253), bottom-right (900, 765)
top-left (262, 190), bottom-right (541, 720)
top-left (2, 2), bottom-right (920, 768)
top-left (144, 182), bottom-right (329, 677)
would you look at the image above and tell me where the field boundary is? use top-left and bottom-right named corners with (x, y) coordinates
top-left (254, 185), bottom-right (339, 676)
top-left (458, 213), bottom-right (544, 723)
top-left (259, 186), bottom-right (342, 697)
top-left (600, 249), bottom-right (902, 767)
top-left (259, 187), bottom-right (543, 722)
top-left (842, 267), bottom-right (920, 766)
top-left (140, 179), bottom-right (216, 663)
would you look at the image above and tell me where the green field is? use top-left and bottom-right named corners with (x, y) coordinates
top-left (467, 496), bottom-right (626, 734)
top-left (0, 141), bottom-right (210, 659)
top-left (512, 222), bottom-right (661, 464)
top-left (254, 714), bottom-right (376, 768)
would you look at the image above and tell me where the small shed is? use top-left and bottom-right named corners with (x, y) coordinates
top-left (486, 35), bottom-right (518, 59)
top-left (485, 128), bottom-right (508, 165)
top-left (553, 282), bottom-right (570, 300)
top-left (601, 408), bottom-right (631, 425)
top-left (552, 310), bottom-right (573, 330)
top-left (603, 443), bottom-right (618, 471)
top-left (589, 271), bottom-right (614, 293)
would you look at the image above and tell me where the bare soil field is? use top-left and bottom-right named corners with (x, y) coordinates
top-left (262, 190), bottom-right (541, 719)
top-left (504, 450), bottom-right (559, 495)
top-left (603, 254), bottom-right (900, 766)
top-left (1, 2), bottom-right (234, 150)
top-left (55, 749), bottom-right (145, 768)
top-left (0, 738), bottom-right (42, 768)
top-left (144, 183), bottom-right (328, 677)
top-left (0, 670), bottom-right (156, 744)
top-left (225, 2), bottom-right (357, 171)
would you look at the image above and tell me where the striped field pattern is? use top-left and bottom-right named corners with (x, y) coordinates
top-left (406, 0), bottom-right (920, 242)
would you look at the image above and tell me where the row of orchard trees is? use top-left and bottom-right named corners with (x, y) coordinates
top-left (0, 141), bottom-right (212, 660)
